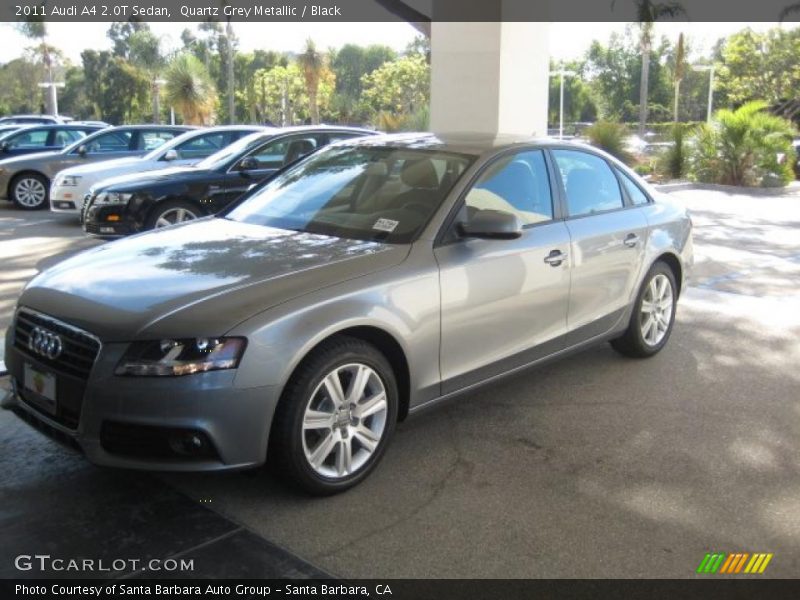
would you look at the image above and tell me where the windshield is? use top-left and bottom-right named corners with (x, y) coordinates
top-left (225, 146), bottom-right (474, 244)
top-left (195, 131), bottom-right (270, 170)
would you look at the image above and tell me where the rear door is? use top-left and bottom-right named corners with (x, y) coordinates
top-left (435, 149), bottom-right (572, 393)
top-left (550, 148), bottom-right (648, 338)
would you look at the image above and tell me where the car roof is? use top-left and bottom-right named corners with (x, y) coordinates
top-left (100, 124), bottom-right (193, 131)
top-left (3, 123), bottom-right (105, 132)
top-left (332, 131), bottom-right (621, 157)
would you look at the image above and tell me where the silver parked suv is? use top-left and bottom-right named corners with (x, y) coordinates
top-left (4, 133), bottom-right (692, 494)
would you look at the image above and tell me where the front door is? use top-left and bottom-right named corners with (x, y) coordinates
top-left (434, 149), bottom-right (572, 394)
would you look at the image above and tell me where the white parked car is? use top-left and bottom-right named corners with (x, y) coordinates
top-left (50, 125), bottom-right (264, 215)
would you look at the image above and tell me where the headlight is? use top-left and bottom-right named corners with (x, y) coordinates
top-left (115, 337), bottom-right (247, 377)
top-left (94, 191), bottom-right (133, 206)
top-left (60, 175), bottom-right (82, 186)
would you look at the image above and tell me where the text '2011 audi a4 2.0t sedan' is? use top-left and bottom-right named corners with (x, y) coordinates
top-left (3, 133), bottom-right (692, 495)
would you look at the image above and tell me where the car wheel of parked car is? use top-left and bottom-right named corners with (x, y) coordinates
top-left (611, 261), bottom-right (677, 358)
top-left (269, 336), bottom-right (399, 495)
top-left (11, 173), bottom-right (49, 210)
top-left (146, 200), bottom-right (200, 230)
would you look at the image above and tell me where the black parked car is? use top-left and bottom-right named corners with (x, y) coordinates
top-left (82, 125), bottom-right (376, 236)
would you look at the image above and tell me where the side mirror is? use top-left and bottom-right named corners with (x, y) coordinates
top-left (163, 149), bottom-right (178, 161)
top-left (77, 144), bottom-right (87, 156)
top-left (458, 209), bottom-right (522, 240)
top-left (238, 156), bottom-right (259, 172)
top-left (1, 141), bottom-right (9, 152)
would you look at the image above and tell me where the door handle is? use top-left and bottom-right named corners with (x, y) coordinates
top-left (623, 233), bottom-right (640, 248)
top-left (544, 249), bottom-right (567, 267)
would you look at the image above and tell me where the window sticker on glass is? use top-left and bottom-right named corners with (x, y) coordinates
top-left (373, 218), bottom-right (399, 232)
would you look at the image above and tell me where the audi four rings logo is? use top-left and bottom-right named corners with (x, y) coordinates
top-left (28, 327), bottom-right (63, 360)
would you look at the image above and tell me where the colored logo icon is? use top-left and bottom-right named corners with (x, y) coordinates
top-left (697, 552), bottom-right (773, 574)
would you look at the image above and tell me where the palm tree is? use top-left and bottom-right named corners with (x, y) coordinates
top-left (672, 32), bottom-right (686, 123)
top-left (613, 1), bottom-right (686, 136)
top-left (298, 39), bottom-right (324, 124)
top-left (164, 54), bottom-right (218, 125)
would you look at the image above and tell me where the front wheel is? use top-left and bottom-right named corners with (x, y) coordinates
top-left (269, 336), bottom-right (398, 495)
top-left (611, 261), bottom-right (677, 358)
top-left (145, 200), bottom-right (200, 230)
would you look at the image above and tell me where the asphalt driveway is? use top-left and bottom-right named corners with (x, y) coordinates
top-left (1, 186), bottom-right (798, 578)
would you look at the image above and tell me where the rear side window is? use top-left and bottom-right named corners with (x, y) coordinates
top-left (617, 169), bottom-right (650, 206)
top-left (85, 130), bottom-right (133, 152)
top-left (139, 130), bottom-right (177, 150)
top-left (175, 133), bottom-right (225, 159)
top-left (54, 129), bottom-right (83, 146)
top-left (465, 150), bottom-right (553, 225)
top-left (552, 149), bottom-right (624, 217)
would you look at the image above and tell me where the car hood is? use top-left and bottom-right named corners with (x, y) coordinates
top-left (59, 156), bottom-right (143, 177)
top-left (96, 166), bottom-right (202, 191)
top-left (19, 218), bottom-right (408, 341)
top-left (0, 150), bottom-right (61, 168)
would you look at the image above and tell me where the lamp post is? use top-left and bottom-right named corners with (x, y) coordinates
top-left (37, 82), bottom-right (65, 116)
top-left (153, 78), bottom-right (167, 124)
top-left (692, 64), bottom-right (715, 123)
top-left (549, 66), bottom-right (576, 139)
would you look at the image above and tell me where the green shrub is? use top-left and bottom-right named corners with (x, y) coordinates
top-left (657, 123), bottom-right (693, 180)
top-left (586, 120), bottom-right (633, 164)
top-left (687, 101), bottom-right (797, 187)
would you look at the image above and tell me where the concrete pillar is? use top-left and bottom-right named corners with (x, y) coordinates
top-left (430, 21), bottom-right (549, 136)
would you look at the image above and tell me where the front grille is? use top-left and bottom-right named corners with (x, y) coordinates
top-left (13, 309), bottom-right (101, 430)
top-left (14, 309), bottom-right (101, 380)
top-left (80, 193), bottom-right (92, 223)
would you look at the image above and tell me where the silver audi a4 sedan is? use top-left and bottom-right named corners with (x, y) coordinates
top-left (4, 133), bottom-right (692, 494)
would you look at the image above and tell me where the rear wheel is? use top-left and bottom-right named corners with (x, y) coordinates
top-left (145, 200), bottom-right (200, 230)
top-left (611, 261), bottom-right (677, 358)
top-left (11, 173), bottom-right (49, 210)
top-left (269, 336), bottom-right (398, 495)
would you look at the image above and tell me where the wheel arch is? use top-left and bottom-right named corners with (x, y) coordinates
top-left (654, 252), bottom-right (683, 297)
top-left (283, 325), bottom-right (412, 422)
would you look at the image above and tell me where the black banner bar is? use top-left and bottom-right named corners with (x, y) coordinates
top-left (4, 579), bottom-right (800, 600)
top-left (2, 0), bottom-right (800, 23)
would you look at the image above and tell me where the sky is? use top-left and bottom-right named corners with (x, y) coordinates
top-left (0, 21), bottom-right (790, 65)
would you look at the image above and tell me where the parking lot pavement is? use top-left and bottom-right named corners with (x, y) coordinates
top-left (1, 189), bottom-right (799, 579)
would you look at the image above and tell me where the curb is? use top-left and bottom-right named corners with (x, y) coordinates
top-left (655, 181), bottom-right (800, 196)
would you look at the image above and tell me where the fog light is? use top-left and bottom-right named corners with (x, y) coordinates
top-left (168, 431), bottom-right (209, 456)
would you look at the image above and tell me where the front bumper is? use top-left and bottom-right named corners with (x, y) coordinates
top-left (4, 327), bottom-right (279, 472)
top-left (83, 202), bottom-right (137, 237)
top-left (49, 185), bottom-right (84, 214)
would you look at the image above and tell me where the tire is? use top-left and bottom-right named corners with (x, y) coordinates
top-left (11, 173), bottom-right (49, 210)
top-left (610, 261), bottom-right (677, 358)
top-left (144, 200), bottom-right (201, 230)
top-left (269, 336), bottom-right (399, 495)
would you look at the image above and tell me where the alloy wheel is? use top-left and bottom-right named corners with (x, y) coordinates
top-left (301, 363), bottom-right (388, 479)
top-left (14, 178), bottom-right (46, 208)
top-left (154, 207), bottom-right (198, 228)
top-left (639, 273), bottom-right (674, 346)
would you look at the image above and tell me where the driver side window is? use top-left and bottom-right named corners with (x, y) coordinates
top-left (464, 150), bottom-right (553, 226)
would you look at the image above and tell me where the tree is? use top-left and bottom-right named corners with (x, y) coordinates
top-left (128, 29), bottom-right (166, 122)
top-left (716, 27), bottom-right (800, 106)
top-left (298, 39), bottom-right (325, 124)
top-left (253, 63), bottom-right (334, 126)
top-left (547, 59), bottom-right (597, 128)
top-left (107, 22), bottom-right (151, 58)
top-left (81, 50), bottom-right (150, 124)
top-left (164, 54), bottom-right (218, 125)
top-left (672, 33), bottom-right (686, 122)
top-left (16, 19), bottom-right (56, 113)
top-left (362, 55), bottom-right (430, 129)
top-left (613, 1), bottom-right (686, 135)
top-left (585, 27), bottom-right (672, 123)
